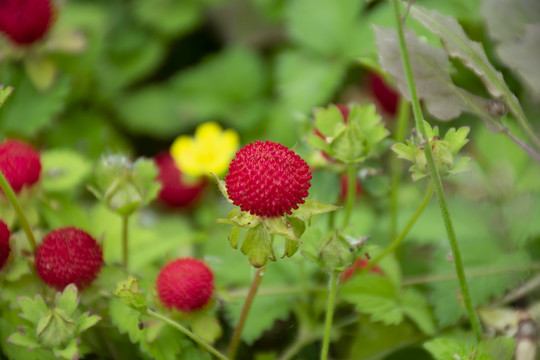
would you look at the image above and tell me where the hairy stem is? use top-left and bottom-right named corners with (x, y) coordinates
top-left (228, 266), bottom-right (266, 359)
top-left (147, 309), bottom-right (229, 360)
top-left (391, 0), bottom-right (482, 341)
top-left (320, 271), bottom-right (338, 360)
top-left (366, 181), bottom-right (433, 272)
top-left (122, 215), bottom-right (129, 270)
top-left (0, 171), bottom-right (36, 250)
top-left (390, 98), bottom-right (411, 239)
top-left (342, 163), bottom-right (356, 228)
top-left (503, 128), bottom-right (540, 163)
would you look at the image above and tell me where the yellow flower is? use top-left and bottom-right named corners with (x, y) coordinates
top-left (170, 122), bottom-right (240, 177)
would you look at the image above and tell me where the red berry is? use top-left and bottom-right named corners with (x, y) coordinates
top-left (0, 220), bottom-right (11, 270)
top-left (35, 227), bottom-right (103, 291)
top-left (340, 258), bottom-right (383, 282)
top-left (0, 139), bottom-right (41, 194)
top-left (368, 73), bottom-right (399, 115)
top-left (156, 258), bottom-right (214, 313)
top-left (0, 0), bottom-right (54, 45)
top-left (154, 152), bottom-right (206, 208)
top-left (225, 141), bottom-right (312, 217)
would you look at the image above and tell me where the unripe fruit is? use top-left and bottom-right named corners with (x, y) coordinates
top-left (225, 141), bottom-right (312, 217)
top-left (156, 258), bottom-right (214, 313)
top-left (154, 152), bottom-right (206, 208)
top-left (0, 139), bottom-right (41, 193)
top-left (0, 220), bottom-right (11, 270)
top-left (0, 0), bottom-right (55, 45)
top-left (35, 227), bottom-right (103, 291)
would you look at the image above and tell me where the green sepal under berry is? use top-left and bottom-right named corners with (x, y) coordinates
top-left (113, 276), bottom-right (148, 312)
top-left (308, 104), bottom-right (390, 163)
top-left (8, 284), bottom-right (101, 360)
top-left (216, 177), bottom-right (338, 267)
top-left (392, 121), bottom-right (471, 181)
top-left (88, 155), bottom-right (161, 216)
top-left (302, 230), bottom-right (365, 272)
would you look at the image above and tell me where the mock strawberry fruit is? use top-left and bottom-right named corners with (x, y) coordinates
top-left (0, 220), bottom-right (11, 270)
top-left (225, 141), bottom-right (312, 218)
top-left (154, 152), bottom-right (206, 208)
top-left (0, 139), bottom-right (41, 193)
top-left (368, 73), bottom-right (399, 115)
top-left (156, 258), bottom-right (214, 313)
top-left (340, 258), bottom-right (383, 282)
top-left (35, 227), bottom-right (103, 291)
top-left (0, 0), bottom-right (54, 45)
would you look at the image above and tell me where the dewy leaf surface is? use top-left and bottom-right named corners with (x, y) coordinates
top-left (497, 24), bottom-right (540, 97)
top-left (409, 5), bottom-right (507, 99)
top-left (374, 26), bottom-right (497, 125)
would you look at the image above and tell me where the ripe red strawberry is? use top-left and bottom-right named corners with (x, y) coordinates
top-left (156, 258), bottom-right (214, 313)
top-left (225, 141), bottom-right (312, 217)
top-left (0, 220), bottom-right (11, 270)
top-left (368, 73), bottom-right (399, 115)
top-left (340, 258), bottom-right (383, 282)
top-left (0, 139), bottom-right (41, 194)
top-left (154, 152), bottom-right (206, 208)
top-left (35, 227), bottom-right (103, 291)
top-left (0, 0), bottom-right (55, 45)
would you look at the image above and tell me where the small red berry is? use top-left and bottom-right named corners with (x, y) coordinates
top-left (154, 152), bottom-right (206, 208)
top-left (0, 0), bottom-right (54, 45)
top-left (156, 258), bottom-right (214, 313)
top-left (0, 139), bottom-right (41, 194)
top-left (35, 227), bottom-right (103, 291)
top-left (225, 141), bottom-right (312, 217)
top-left (340, 258), bottom-right (383, 283)
top-left (0, 220), bottom-right (11, 270)
top-left (368, 73), bottom-right (399, 115)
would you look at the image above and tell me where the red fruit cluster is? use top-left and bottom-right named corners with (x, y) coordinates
top-left (35, 227), bottom-right (103, 291)
top-left (225, 141), bottom-right (312, 218)
top-left (0, 0), bottom-right (54, 45)
top-left (340, 258), bottom-right (383, 283)
top-left (154, 152), bottom-right (206, 208)
top-left (0, 220), bottom-right (11, 270)
top-left (0, 139), bottom-right (41, 193)
top-left (156, 258), bottom-right (214, 313)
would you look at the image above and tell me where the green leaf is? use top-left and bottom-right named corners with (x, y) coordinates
top-left (190, 314), bottom-right (222, 344)
top-left (36, 310), bottom-right (77, 348)
top-left (424, 336), bottom-right (513, 360)
top-left (276, 50), bottom-right (346, 113)
top-left (497, 24), bottom-right (540, 97)
top-left (52, 339), bottom-right (78, 360)
top-left (263, 217), bottom-right (298, 241)
top-left (55, 284), bottom-right (79, 318)
top-left (401, 289), bottom-right (436, 335)
top-left (374, 26), bottom-right (502, 128)
top-left (76, 313), bottom-right (101, 333)
top-left (313, 104), bottom-right (346, 138)
top-left (41, 149), bottom-right (92, 193)
top-left (0, 84), bottom-right (14, 107)
top-left (24, 57), bottom-right (57, 92)
top-left (241, 224), bottom-right (275, 268)
top-left (17, 295), bottom-right (49, 324)
top-left (0, 71), bottom-right (70, 136)
top-left (481, 0), bottom-right (540, 43)
top-left (409, 5), bottom-right (509, 100)
top-left (444, 127), bottom-right (470, 155)
top-left (290, 200), bottom-right (339, 223)
top-left (132, 0), bottom-right (201, 37)
top-left (7, 332), bottom-right (41, 349)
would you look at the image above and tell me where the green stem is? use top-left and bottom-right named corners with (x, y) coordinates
top-left (0, 171), bottom-right (36, 250)
top-left (122, 215), bottom-right (129, 270)
top-left (390, 97), bottom-right (411, 239)
top-left (366, 181), bottom-right (433, 272)
top-left (391, 0), bottom-right (482, 341)
top-left (320, 271), bottom-right (338, 360)
top-left (147, 309), bottom-right (229, 360)
top-left (342, 163), bottom-right (356, 227)
top-left (228, 266), bottom-right (266, 359)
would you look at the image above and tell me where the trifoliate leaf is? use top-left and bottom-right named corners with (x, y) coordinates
top-left (409, 5), bottom-right (513, 104)
top-left (374, 26), bottom-right (501, 128)
top-left (42, 149), bottom-right (92, 193)
top-left (497, 24), bottom-right (540, 97)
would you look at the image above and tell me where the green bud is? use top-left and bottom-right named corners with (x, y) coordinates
top-left (113, 276), bottom-right (148, 311)
top-left (315, 231), bottom-right (363, 272)
top-left (36, 309), bottom-right (77, 348)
